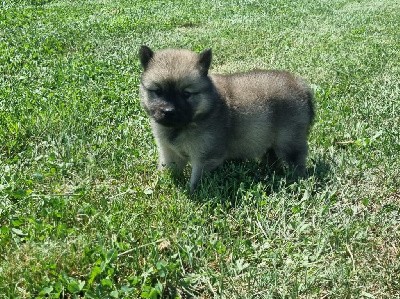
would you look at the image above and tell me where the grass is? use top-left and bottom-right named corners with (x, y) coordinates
top-left (0, 0), bottom-right (399, 298)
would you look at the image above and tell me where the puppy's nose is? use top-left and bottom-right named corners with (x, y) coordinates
top-left (161, 107), bottom-right (175, 115)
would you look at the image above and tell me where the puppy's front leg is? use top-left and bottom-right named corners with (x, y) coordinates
top-left (189, 158), bottom-right (224, 192)
top-left (158, 145), bottom-right (187, 175)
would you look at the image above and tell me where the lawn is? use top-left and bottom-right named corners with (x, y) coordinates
top-left (0, 0), bottom-right (399, 298)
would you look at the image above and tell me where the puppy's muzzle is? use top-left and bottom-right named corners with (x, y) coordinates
top-left (152, 105), bottom-right (179, 126)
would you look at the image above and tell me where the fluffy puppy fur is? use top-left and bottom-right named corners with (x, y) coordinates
top-left (139, 46), bottom-right (314, 192)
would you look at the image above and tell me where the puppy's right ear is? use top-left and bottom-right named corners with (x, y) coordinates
top-left (139, 45), bottom-right (154, 69)
top-left (198, 48), bottom-right (212, 75)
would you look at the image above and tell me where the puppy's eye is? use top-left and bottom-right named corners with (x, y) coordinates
top-left (149, 88), bottom-right (162, 96)
top-left (182, 91), bottom-right (192, 99)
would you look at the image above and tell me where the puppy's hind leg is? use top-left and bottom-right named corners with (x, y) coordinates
top-left (274, 139), bottom-right (308, 177)
top-left (262, 148), bottom-right (281, 170)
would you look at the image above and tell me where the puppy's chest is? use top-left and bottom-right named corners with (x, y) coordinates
top-left (164, 126), bottom-right (214, 157)
top-left (165, 128), bottom-right (183, 144)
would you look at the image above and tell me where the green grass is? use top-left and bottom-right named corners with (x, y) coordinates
top-left (1, 0), bottom-right (399, 298)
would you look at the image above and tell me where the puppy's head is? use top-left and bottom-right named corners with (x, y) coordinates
top-left (139, 46), bottom-right (214, 127)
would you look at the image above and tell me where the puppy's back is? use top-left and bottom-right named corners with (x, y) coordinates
top-left (211, 70), bottom-right (314, 160)
top-left (212, 71), bottom-right (312, 114)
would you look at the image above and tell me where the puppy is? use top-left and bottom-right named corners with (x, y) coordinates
top-left (139, 46), bottom-right (314, 192)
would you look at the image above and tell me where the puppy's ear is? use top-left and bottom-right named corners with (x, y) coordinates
top-left (139, 45), bottom-right (154, 70)
top-left (198, 48), bottom-right (212, 75)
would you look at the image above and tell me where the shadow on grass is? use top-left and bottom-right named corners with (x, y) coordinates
top-left (180, 156), bottom-right (332, 207)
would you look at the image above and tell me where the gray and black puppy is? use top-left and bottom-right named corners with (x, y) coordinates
top-left (139, 46), bottom-right (314, 192)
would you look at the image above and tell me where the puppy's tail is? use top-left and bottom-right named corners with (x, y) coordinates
top-left (306, 87), bottom-right (315, 132)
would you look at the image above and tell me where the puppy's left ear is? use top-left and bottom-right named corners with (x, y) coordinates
top-left (198, 48), bottom-right (212, 75)
top-left (139, 45), bottom-right (154, 70)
